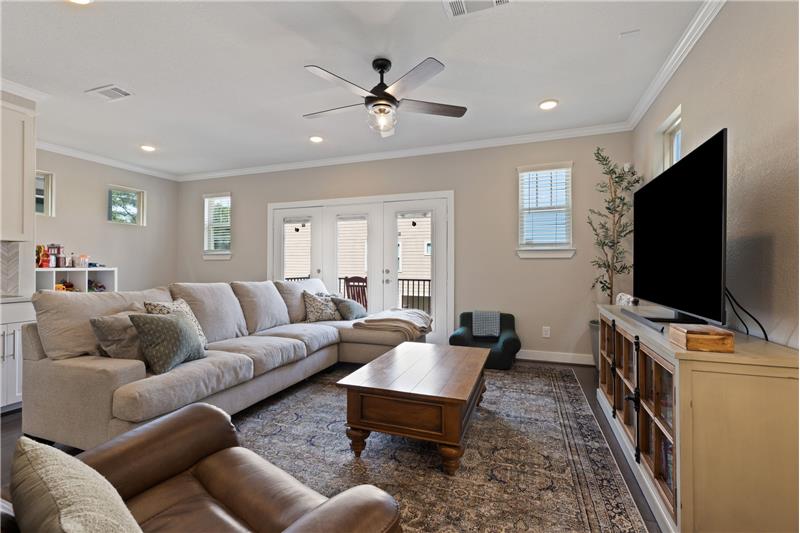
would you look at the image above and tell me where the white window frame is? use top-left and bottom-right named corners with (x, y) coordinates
top-left (107, 185), bottom-right (146, 226)
top-left (35, 170), bottom-right (55, 217)
top-left (516, 161), bottom-right (575, 259)
top-left (664, 116), bottom-right (683, 168)
top-left (203, 192), bottom-right (232, 260)
top-left (659, 105), bottom-right (683, 171)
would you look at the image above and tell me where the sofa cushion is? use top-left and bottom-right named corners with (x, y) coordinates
top-left (89, 309), bottom-right (143, 361)
top-left (144, 299), bottom-right (208, 347)
top-left (32, 288), bottom-right (172, 360)
top-left (11, 436), bottom-right (142, 533)
top-left (169, 283), bottom-right (248, 343)
top-left (112, 351), bottom-right (253, 422)
top-left (316, 320), bottom-right (407, 346)
top-left (207, 335), bottom-right (306, 376)
top-left (274, 279), bottom-right (328, 323)
top-left (256, 323), bottom-right (339, 354)
top-left (230, 281), bottom-right (290, 333)
top-left (129, 314), bottom-right (206, 375)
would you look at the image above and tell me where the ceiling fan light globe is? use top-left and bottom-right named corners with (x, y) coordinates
top-left (367, 103), bottom-right (397, 134)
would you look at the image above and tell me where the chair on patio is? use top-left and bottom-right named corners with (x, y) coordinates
top-left (343, 276), bottom-right (368, 308)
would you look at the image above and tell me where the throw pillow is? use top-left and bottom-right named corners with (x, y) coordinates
top-left (303, 291), bottom-right (342, 322)
top-left (89, 309), bottom-right (143, 360)
top-left (144, 298), bottom-right (208, 348)
top-left (331, 297), bottom-right (369, 320)
top-left (11, 436), bottom-right (142, 533)
top-left (128, 314), bottom-right (205, 374)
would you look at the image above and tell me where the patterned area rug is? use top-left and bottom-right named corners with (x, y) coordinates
top-left (233, 362), bottom-right (646, 532)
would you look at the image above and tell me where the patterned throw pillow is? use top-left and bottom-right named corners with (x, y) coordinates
top-left (128, 314), bottom-right (205, 374)
top-left (144, 299), bottom-right (207, 348)
top-left (302, 291), bottom-right (342, 322)
top-left (331, 297), bottom-right (368, 320)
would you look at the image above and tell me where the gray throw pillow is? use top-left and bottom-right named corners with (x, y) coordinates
top-left (331, 297), bottom-right (368, 320)
top-left (128, 314), bottom-right (205, 374)
top-left (144, 299), bottom-right (208, 348)
top-left (89, 310), bottom-right (143, 361)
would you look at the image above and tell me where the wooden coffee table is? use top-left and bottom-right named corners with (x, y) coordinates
top-left (336, 342), bottom-right (490, 475)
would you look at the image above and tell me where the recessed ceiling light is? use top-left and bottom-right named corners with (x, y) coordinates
top-left (68, 0), bottom-right (94, 4)
top-left (309, 136), bottom-right (324, 143)
top-left (140, 145), bottom-right (156, 152)
top-left (539, 99), bottom-right (559, 111)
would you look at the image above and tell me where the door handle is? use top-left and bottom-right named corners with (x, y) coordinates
top-left (9, 329), bottom-right (16, 360)
top-left (1, 331), bottom-right (6, 363)
top-left (384, 268), bottom-right (390, 274)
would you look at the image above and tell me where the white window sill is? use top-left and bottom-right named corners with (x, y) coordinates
top-left (516, 248), bottom-right (576, 259)
top-left (203, 252), bottom-right (232, 261)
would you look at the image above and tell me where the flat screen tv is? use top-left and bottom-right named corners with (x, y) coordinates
top-left (633, 128), bottom-right (727, 324)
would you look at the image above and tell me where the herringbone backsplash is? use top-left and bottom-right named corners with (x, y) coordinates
top-left (1, 241), bottom-right (20, 296)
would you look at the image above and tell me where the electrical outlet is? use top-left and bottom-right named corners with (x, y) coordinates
top-left (542, 326), bottom-right (551, 338)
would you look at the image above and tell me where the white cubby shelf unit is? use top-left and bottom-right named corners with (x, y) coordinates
top-left (35, 268), bottom-right (118, 293)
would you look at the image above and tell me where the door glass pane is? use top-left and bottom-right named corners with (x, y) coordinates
top-left (337, 215), bottom-right (368, 305)
top-left (396, 211), bottom-right (431, 313)
top-left (283, 217), bottom-right (311, 280)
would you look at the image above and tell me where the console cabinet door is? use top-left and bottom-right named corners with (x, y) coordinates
top-left (1, 104), bottom-right (36, 241)
top-left (1, 322), bottom-right (26, 407)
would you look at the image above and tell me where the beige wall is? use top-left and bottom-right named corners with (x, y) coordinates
top-left (35, 150), bottom-right (179, 291)
top-left (176, 132), bottom-right (634, 355)
top-left (633, 1), bottom-right (798, 348)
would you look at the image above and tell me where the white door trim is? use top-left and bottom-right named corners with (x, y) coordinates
top-left (267, 190), bottom-right (455, 334)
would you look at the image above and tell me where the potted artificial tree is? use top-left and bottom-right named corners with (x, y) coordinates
top-left (587, 148), bottom-right (642, 368)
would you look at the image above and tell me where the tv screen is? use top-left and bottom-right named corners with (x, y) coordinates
top-left (633, 128), bottom-right (727, 323)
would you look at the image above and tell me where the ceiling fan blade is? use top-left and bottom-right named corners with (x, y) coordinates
top-left (400, 99), bottom-right (467, 118)
top-left (302, 103), bottom-right (363, 119)
top-left (385, 57), bottom-right (445, 99)
top-left (305, 65), bottom-right (374, 98)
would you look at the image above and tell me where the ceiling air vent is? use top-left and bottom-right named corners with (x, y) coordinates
top-left (84, 84), bottom-right (133, 102)
top-left (443, 0), bottom-right (510, 19)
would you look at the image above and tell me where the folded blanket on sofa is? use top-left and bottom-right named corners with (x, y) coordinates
top-left (353, 308), bottom-right (433, 341)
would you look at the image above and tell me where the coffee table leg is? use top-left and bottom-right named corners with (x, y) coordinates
top-left (346, 427), bottom-right (370, 457)
top-left (438, 444), bottom-right (464, 475)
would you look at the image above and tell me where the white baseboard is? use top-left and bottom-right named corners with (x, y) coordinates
top-left (517, 349), bottom-right (595, 366)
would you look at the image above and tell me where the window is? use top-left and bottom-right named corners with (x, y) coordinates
top-left (108, 186), bottom-right (145, 225)
top-left (517, 163), bottom-right (575, 259)
top-left (664, 116), bottom-right (682, 168)
top-left (35, 171), bottom-right (54, 216)
top-left (204, 193), bottom-right (231, 257)
top-left (424, 240), bottom-right (432, 256)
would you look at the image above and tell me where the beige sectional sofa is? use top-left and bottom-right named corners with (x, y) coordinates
top-left (22, 279), bottom-right (418, 450)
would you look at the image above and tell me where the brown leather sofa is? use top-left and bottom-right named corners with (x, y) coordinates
top-left (1, 403), bottom-right (402, 532)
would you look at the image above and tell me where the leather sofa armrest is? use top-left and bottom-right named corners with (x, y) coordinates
top-left (498, 328), bottom-right (521, 354)
top-left (449, 326), bottom-right (474, 346)
top-left (283, 485), bottom-right (401, 533)
top-left (78, 403), bottom-right (239, 501)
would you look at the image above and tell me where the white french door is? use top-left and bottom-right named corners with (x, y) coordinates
top-left (270, 193), bottom-right (452, 344)
top-left (382, 199), bottom-right (448, 344)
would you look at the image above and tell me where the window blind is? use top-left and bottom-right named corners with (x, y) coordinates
top-left (204, 194), bottom-right (231, 253)
top-left (518, 164), bottom-right (572, 248)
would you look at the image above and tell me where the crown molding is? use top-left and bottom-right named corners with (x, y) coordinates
top-left (177, 121), bottom-right (631, 181)
top-left (626, 0), bottom-right (726, 129)
top-left (1, 79), bottom-right (50, 102)
top-left (37, 141), bottom-right (177, 180)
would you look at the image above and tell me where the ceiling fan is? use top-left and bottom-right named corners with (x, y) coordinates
top-left (303, 57), bottom-right (467, 138)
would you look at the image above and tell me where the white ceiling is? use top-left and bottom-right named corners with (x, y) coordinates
top-left (2, 1), bottom-right (702, 180)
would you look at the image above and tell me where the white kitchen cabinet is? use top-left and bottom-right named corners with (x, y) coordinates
top-left (2, 321), bottom-right (27, 407)
top-left (1, 102), bottom-right (36, 242)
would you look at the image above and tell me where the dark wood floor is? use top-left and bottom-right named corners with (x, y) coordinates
top-left (0, 362), bottom-right (659, 531)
